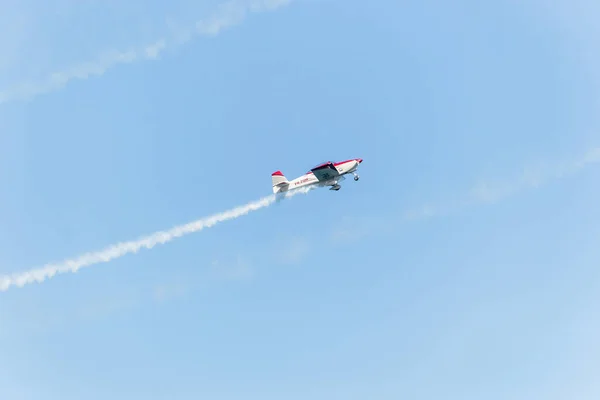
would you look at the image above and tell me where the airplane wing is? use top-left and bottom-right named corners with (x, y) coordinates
top-left (311, 162), bottom-right (340, 181)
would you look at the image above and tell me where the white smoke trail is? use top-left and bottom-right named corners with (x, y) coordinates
top-left (403, 146), bottom-right (600, 220)
top-left (0, 186), bottom-right (312, 292)
top-left (0, 0), bottom-right (292, 104)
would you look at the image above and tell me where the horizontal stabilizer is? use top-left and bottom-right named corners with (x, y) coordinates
top-left (272, 171), bottom-right (289, 193)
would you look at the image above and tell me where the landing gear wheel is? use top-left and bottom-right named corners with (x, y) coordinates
top-left (354, 175), bottom-right (360, 181)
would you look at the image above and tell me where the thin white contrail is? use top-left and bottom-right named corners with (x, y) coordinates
top-left (0, 0), bottom-right (292, 105)
top-left (0, 186), bottom-right (312, 292)
top-left (403, 146), bottom-right (600, 220)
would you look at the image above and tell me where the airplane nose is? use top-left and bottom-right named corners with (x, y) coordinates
top-left (357, 158), bottom-right (363, 164)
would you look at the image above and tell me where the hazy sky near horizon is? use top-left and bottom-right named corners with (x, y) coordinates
top-left (1, 1), bottom-right (599, 399)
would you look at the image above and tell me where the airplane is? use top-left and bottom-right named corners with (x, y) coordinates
top-left (271, 158), bottom-right (363, 193)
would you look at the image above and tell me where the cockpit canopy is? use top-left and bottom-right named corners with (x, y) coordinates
top-left (311, 161), bottom-right (332, 169)
top-left (308, 161), bottom-right (333, 173)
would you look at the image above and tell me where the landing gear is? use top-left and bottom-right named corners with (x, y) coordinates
top-left (353, 173), bottom-right (360, 181)
top-left (330, 184), bottom-right (341, 191)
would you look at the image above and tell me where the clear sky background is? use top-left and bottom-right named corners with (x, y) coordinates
top-left (1, 0), bottom-right (599, 399)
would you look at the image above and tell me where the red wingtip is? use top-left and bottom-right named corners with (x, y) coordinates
top-left (357, 158), bottom-right (363, 164)
top-left (272, 170), bottom-right (283, 176)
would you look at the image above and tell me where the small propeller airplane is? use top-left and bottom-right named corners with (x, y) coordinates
top-left (271, 158), bottom-right (363, 193)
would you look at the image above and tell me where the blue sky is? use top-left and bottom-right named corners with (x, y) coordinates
top-left (1, 0), bottom-right (599, 398)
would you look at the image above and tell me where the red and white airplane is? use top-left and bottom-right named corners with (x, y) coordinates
top-left (271, 158), bottom-right (363, 193)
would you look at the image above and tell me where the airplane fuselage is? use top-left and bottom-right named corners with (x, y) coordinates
top-left (290, 159), bottom-right (359, 188)
top-left (272, 158), bottom-right (363, 193)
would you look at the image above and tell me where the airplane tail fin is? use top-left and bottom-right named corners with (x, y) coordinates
top-left (272, 171), bottom-right (289, 193)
